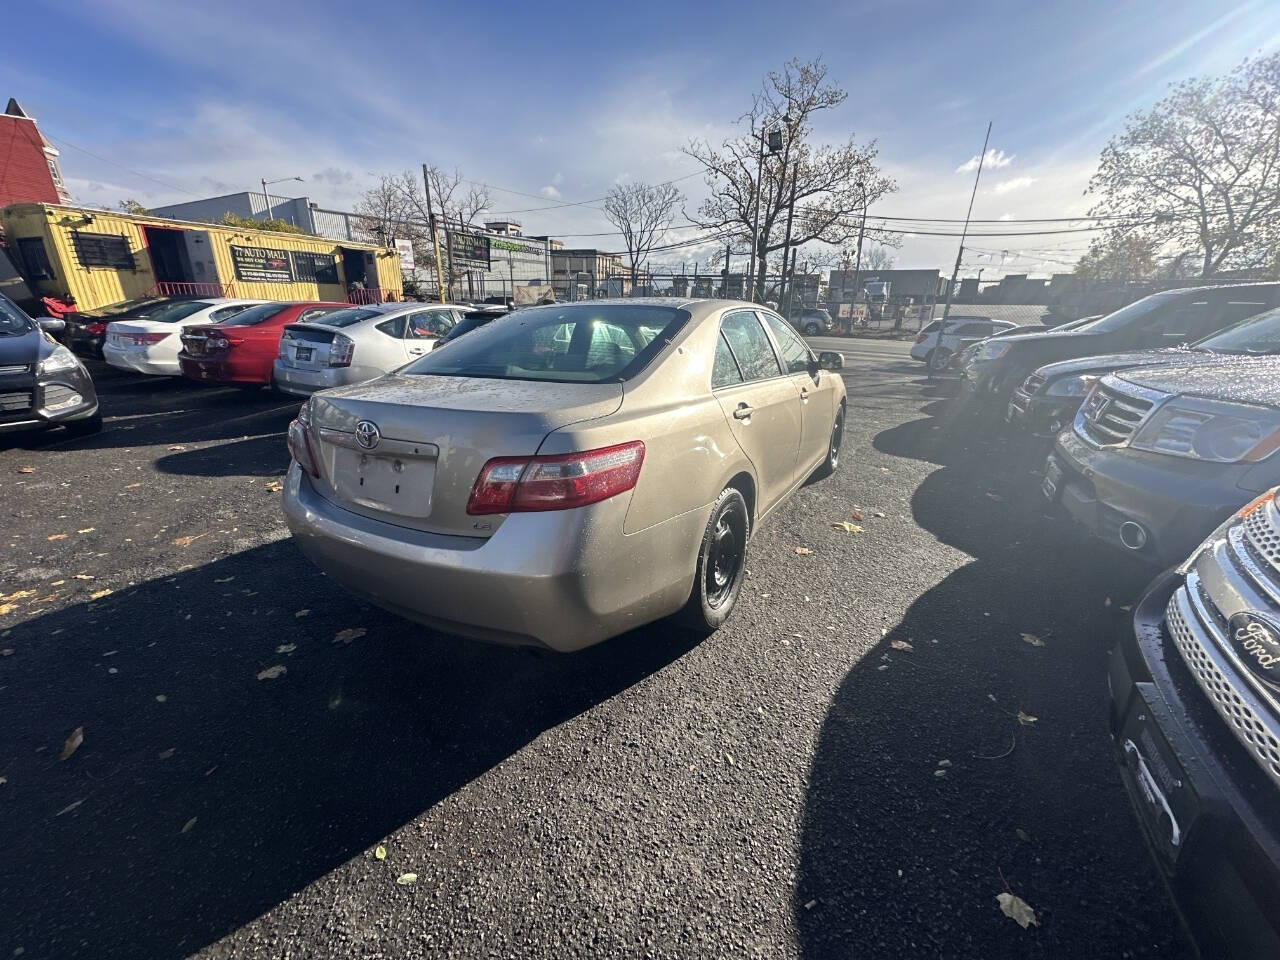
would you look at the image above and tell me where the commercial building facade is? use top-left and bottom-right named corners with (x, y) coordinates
top-left (0, 99), bottom-right (72, 211)
top-left (2, 203), bottom-right (400, 311)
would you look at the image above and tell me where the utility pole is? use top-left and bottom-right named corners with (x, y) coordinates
top-left (785, 249), bottom-right (798, 315)
top-left (724, 241), bottom-right (732, 298)
top-left (851, 180), bottom-right (867, 316)
top-left (776, 163), bottom-right (797, 311)
top-left (422, 163), bottom-right (446, 304)
top-left (940, 122), bottom-right (992, 330)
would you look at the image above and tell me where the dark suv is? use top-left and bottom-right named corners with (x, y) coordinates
top-left (1111, 492), bottom-right (1280, 957)
top-left (960, 283), bottom-right (1280, 418)
top-left (1045, 355), bottom-right (1280, 566)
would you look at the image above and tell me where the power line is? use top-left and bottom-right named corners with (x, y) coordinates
top-left (472, 171), bottom-right (705, 216)
top-left (44, 132), bottom-right (200, 197)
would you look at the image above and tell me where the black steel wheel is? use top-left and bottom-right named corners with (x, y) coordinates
top-left (680, 487), bottom-right (751, 634)
top-left (812, 405), bottom-right (844, 479)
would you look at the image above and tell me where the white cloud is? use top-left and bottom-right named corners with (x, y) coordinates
top-left (992, 176), bottom-right (1038, 195)
top-left (956, 149), bottom-right (1014, 174)
top-left (539, 185), bottom-right (563, 199)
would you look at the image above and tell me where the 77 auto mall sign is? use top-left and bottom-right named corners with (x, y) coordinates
top-left (447, 230), bottom-right (491, 269)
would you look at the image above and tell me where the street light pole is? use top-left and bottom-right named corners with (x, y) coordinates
top-left (259, 175), bottom-right (303, 222)
top-left (747, 115), bottom-right (789, 303)
top-left (940, 122), bottom-right (992, 330)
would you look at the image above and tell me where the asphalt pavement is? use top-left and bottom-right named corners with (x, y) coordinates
top-left (0, 345), bottom-right (1190, 959)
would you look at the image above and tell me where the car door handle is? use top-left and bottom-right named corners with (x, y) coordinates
top-left (408, 347), bottom-right (426, 355)
top-left (733, 403), bottom-right (754, 421)
top-left (799, 388), bottom-right (809, 402)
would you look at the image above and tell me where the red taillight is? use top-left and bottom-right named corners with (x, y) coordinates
top-left (914, 333), bottom-right (928, 344)
top-left (86, 322), bottom-right (106, 336)
top-left (206, 332), bottom-right (243, 350)
top-left (467, 441), bottom-right (646, 515)
top-left (329, 333), bottom-right (355, 367)
top-left (287, 418), bottom-right (319, 478)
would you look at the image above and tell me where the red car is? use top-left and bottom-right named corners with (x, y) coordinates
top-left (179, 302), bottom-right (348, 386)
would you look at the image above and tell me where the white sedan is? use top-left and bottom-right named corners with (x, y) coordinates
top-left (272, 302), bottom-right (468, 397)
top-left (103, 299), bottom-right (263, 376)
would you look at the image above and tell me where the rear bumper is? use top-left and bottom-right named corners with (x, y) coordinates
top-left (271, 360), bottom-right (366, 397)
top-left (103, 344), bottom-right (179, 376)
top-left (1110, 574), bottom-right (1280, 958)
top-left (180, 354), bottom-right (265, 385)
top-left (281, 465), bottom-right (706, 651)
top-left (1048, 429), bottom-right (1250, 566)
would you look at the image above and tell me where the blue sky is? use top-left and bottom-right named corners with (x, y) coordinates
top-left (4, 0), bottom-right (1278, 274)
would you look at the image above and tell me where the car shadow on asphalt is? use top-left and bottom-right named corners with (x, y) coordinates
top-left (792, 399), bottom-right (1186, 958)
top-left (0, 540), bottom-right (699, 959)
top-left (155, 432), bottom-right (292, 478)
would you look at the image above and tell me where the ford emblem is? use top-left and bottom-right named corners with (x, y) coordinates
top-left (1227, 610), bottom-right (1280, 689)
top-left (354, 420), bottom-right (380, 450)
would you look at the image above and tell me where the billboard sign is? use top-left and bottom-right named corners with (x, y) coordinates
top-left (230, 245), bottom-right (293, 283)
top-left (394, 239), bottom-right (415, 272)
top-left (448, 231), bottom-right (491, 268)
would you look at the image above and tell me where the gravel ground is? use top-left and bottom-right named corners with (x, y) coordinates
top-left (0, 344), bottom-right (1190, 959)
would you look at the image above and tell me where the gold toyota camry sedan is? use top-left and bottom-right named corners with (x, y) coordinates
top-left (281, 299), bottom-right (846, 650)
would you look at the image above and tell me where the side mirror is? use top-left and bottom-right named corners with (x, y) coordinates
top-left (38, 317), bottom-right (66, 334)
top-left (817, 351), bottom-right (844, 371)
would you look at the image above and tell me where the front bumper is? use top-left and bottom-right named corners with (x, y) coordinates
top-left (281, 466), bottom-right (705, 651)
top-left (1109, 573), bottom-right (1280, 958)
top-left (0, 368), bottom-right (99, 435)
top-left (1048, 429), bottom-right (1254, 566)
top-left (103, 343), bottom-right (179, 376)
top-left (1006, 390), bottom-right (1083, 438)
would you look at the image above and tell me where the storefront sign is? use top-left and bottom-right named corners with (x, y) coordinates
top-left (448, 231), bottom-right (491, 268)
top-left (394, 239), bottom-right (415, 272)
top-left (230, 245), bottom-right (294, 283)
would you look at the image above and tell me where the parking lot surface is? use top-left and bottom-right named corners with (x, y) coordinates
top-left (1, 344), bottom-right (1190, 959)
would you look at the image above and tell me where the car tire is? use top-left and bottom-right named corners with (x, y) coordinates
top-left (62, 412), bottom-right (103, 437)
top-left (812, 405), bottom-right (845, 480)
top-left (679, 486), bottom-right (751, 636)
top-left (923, 349), bottom-right (936, 368)
top-left (803, 322), bottom-right (820, 336)
top-left (927, 347), bottom-right (953, 376)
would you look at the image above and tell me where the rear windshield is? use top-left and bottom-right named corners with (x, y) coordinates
top-left (402, 303), bottom-right (688, 382)
top-left (139, 300), bottom-right (215, 324)
top-left (1196, 306), bottom-right (1280, 355)
top-left (216, 303), bottom-right (291, 327)
top-left (308, 307), bottom-right (384, 328)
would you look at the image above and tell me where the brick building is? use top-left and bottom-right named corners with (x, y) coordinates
top-left (0, 99), bottom-right (72, 210)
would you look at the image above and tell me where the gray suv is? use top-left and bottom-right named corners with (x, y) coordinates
top-left (790, 307), bottom-right (833, 336)
top-left (1044, 354), bottom-right (1280, 566)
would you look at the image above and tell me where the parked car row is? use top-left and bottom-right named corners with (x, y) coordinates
top-left (941, 281), bottom-right (1280, 958)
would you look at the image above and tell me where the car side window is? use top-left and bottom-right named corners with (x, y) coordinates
top-left (210, 305), bottom-right (250, 322)
top-left (712, 332), bottom-right (744, 388)
top-left (1142, 299), bottom-right (1211, 342)
top-left (375, 316), bottom-right (406, 338)
top-left (297, 306), bottom-right (345, 323)
top-left (759, 311), bottom-right (813, 375)
top-left (407, 312), bottom-right (447, 338)
top-left (720, 311), bottom-right (783, 381)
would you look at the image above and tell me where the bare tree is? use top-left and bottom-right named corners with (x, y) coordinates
top-left (1087, 51), bottom-right (1280, 277)
top-left (603, 181), bottom-right (683, 288)
top-left (1072, 230), bottom-right (1160, 284)
top-left (353, 175), bottom-right (416, 246)
top-left (861, 246), bottom-right (896, 273)
top-left (684, 57), bottom-right (896, 300)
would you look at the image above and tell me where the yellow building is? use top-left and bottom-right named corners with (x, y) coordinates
top-left (1, 203), bottom-right (402, 311)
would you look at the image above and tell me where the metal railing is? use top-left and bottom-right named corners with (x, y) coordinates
top-left (147, 281), bottom-right (234, 299)
top-left (347, 287), bottom-right (392, 305)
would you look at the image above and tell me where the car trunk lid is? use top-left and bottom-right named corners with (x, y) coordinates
top-left (306, 373), bottom-right (624, 536)
top-left (278, 324), bottom-right (337, 370)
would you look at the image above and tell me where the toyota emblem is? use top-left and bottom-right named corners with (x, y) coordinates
top-left (354, 420), bottom-right (380, 450)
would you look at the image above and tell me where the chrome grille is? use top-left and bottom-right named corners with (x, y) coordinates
top-left (1167, 585), bottom-right (1280, 789)
top-left (1243, 498), bottom-right (1280, 570)
top-left (1077, 382), bottom-right (1155, 445)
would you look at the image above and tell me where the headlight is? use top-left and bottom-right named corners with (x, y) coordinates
top-left (37, 345), bottom-right (81, 376)
top-left (977, 341), bottom-right (1011, 361)
top-left (1130, 398), bottom-right (1280, 463)
top-left (1045, 374), bottom-right (1098, 398)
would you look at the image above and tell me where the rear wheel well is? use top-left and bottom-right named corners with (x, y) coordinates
top-left (725, 471), bottom-right (756, 525)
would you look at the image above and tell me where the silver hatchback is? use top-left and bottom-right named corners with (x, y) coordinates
top-left (281, 299), bottom-right (846, 650)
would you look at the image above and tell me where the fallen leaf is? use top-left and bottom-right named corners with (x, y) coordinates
top-left (124, 482), bottom-right (142, 489)
top-left (851, 509), bottom-right (865, 521)
top-left (276, 643), bottom-right (296, 654)
top-left (18, 466), bottom-right (35, 474)
top-left (794, 546), bottom-right (813, 556)
top-left (0, 649), bottom-right (12, 657)
top-left (890, 639), bottom-right (914, 652)
top-left (155, 694), bottom-right (167, 703)
top-left (0, 605), bottom-right (16, 616)
top-left (937, 759), bottom-right (952, 768)
top-left (51, 580), bottom-right (65, 586)
top-left (724, 753), bottom-right (735, 766)
top-left (0, 776), bottom-right (7, 785)
top-left (1020, 633), bottom-right (1045, 647)
top-left (89, 588), bottom-right (113, 600)
top-left (167, 445), bottom-right (186, 451)
top-left (375, 844), bottom-right (387, 860)
top-left (804, 898), bottom-right (818, 910)
top-left (157, 748), bottom-right (176, 760)
top-left (47, 533), bottom-right (68, 541)
top-left (876, 663), bottom-right (889, 671)
top-left (73, 574), bottom-right (94, 580)
top-left (832, 521), bottom-right (863, 534)
top-left (77, 528), bottom-right (95, 534)
top-left (396, 873), bottom-right (418, 885)
top-left (264, 480), bottom-right (284, 492)
top-left (256, 665), bottom-right (287, 680)
top-left (997, 891), bottom-right (1039, 929)
top-left (295, 609), bottom-right (310, 618)
top-left (55, 798), bottom-right (85, 817)
top-left (1, 590), bottom-right (34, 602)
top-left (1017, 710), bottom-right (1038, 726)
top-left (213, 576), bottom-right (235, 584)
top-left (181, 817), bottom-right (197, 834)
top-left (33, 594), bottom-right (57, 604)
top-left (333, 627), bottom-right (366, 645)
top-left (985, 491), bottom-right (1005, 502)
top-left (1016, 827), bottom-right (1030, 842)
top-left (934, 768), bottom-right (947, 777)
top-left (59, 726), bottom-right (84, 761)
top-left (171, 534), bottom-right (205, 547)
